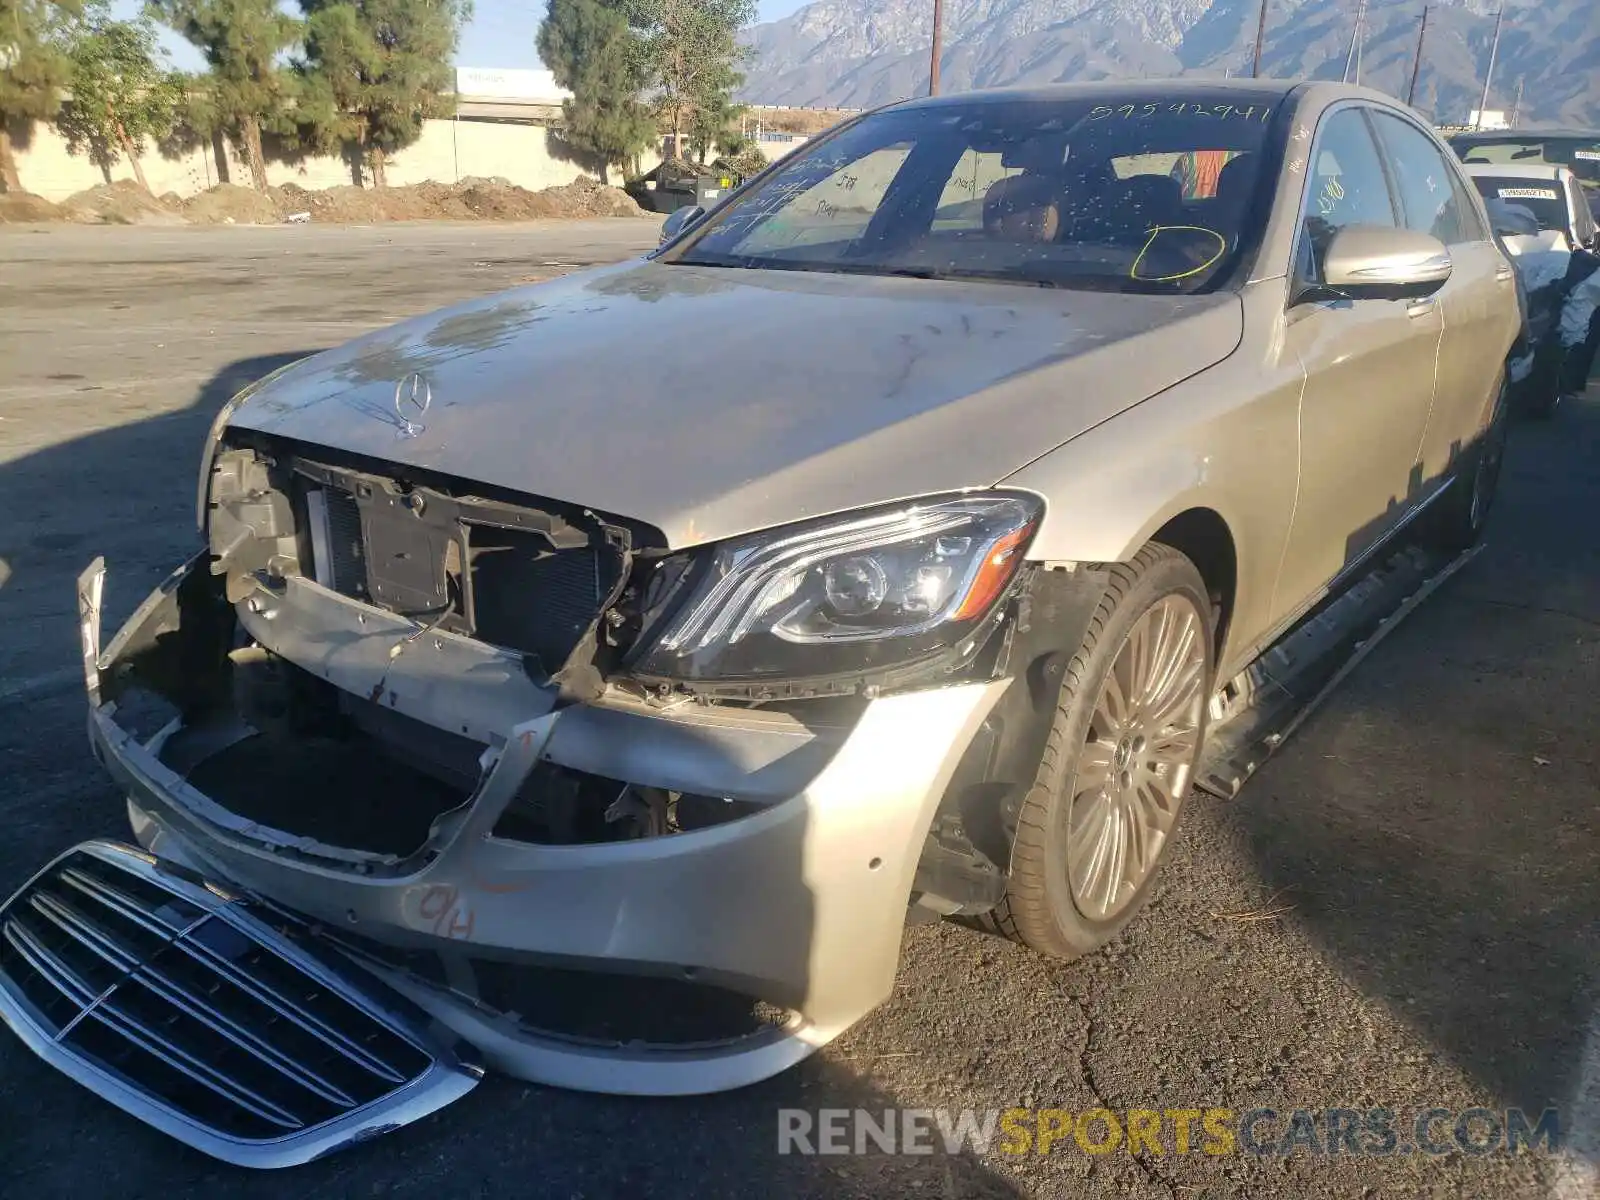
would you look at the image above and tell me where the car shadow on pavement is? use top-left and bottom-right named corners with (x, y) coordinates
top-left (0, 355), bottom-right (1027, 1200)
top-left (1233, 394), bottom-right (1600, 1139)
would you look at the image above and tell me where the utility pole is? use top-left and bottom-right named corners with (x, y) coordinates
top-left (929, 0), bottom-right (943, 95)
top-left (1510, 75), bottom-right (1525, 125)
top-left (1251, 0), bottom-right (1270, 78)
top-left (1342, 0), bottom-right (1367, 84)
top-left (1406, 5), bottom-right (1430, 107)
top-left (1475, 7), bottom-right (1504, 130)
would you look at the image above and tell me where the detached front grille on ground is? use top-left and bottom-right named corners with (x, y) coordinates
top-left (0, 841), bottom-right (481, 1167)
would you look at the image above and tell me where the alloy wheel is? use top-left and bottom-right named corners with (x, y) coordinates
top-left (1067, 594), bottom-right (1208, 921)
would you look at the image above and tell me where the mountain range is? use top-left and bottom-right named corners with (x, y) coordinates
top-left (739, 0), bottom-right (1600, 128)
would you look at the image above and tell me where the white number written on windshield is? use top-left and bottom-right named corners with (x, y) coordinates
top-left (1089, 102), bottom-right (1273, 123)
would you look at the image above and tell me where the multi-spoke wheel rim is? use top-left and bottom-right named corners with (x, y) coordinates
top-left (1067, 594), bottom-right (1208, 922)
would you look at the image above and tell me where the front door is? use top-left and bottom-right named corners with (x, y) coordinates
top-left (1369, 110), bottom-right (1518, 487)
top-left (1272, 105), bottom-right (1442, 626)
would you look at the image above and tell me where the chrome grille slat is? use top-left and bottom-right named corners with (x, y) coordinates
top-left (124, 965), bottom-right (359, 1108)
top-left (170, 928), bottom-right (408, 1084)
top-left (28, 892), bottom-right (141, 972)
top-left (3, 918), bottom-right (101, 1009)
top-left (58, 867), bottom-right (191, 937)
top-left (0, 842), bottom-right (480, 1167)
top-left (86, 1002), bottom-right (304, 1131)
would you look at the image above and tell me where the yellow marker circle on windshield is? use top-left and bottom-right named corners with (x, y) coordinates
top-left (1130, 225), bottom-right (1229, 282)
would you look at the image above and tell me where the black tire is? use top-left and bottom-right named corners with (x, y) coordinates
top-left (979, 543), bottom-right (1214, 960)
top-left (1431, 380), bottom-right (1510, 553)
top-left (1516, 344), bottom-right (1563, 420)
top-left (1521, 380), bottom-right (1561, 421)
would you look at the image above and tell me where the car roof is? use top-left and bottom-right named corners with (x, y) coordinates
top-left (885, 78), bottom-right (1305, 112)
top-left (1463, 163), bottom-right (1570, 181)
top-left (881, 80), bottom-right (1433, 126)
top-left (1449, 128), bottom-right (1600, 143)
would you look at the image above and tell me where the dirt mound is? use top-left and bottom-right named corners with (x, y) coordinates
top-left (538, 176), bottom-right (646, 218)
top-left (60, 179), bottom-right (185, 225)
top-left (261, 175), bottom-right (644, 223)
top-left (445, 176), bottom-right (551, 220)
top-left (184, 183), bottom-right (281, 225)
top-left (408, 180), bottom-right (476, 220)
top-left (0, 191), bottom-right (63, 223)
top-left (268, 182), bottom-right (389, 223)
top-left (0, 174), bottom-right (649, 229)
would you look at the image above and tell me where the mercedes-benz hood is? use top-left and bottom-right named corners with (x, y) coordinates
top-left (227, 260), bottom-right (1242, 548)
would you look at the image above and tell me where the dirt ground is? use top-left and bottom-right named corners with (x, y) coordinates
top-left (0, 174), bottom-right (646, 227)
top-left (1, 223), bottom-right (1599, 1199)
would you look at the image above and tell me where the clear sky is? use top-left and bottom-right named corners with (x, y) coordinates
top-left (113, 0), bottom-right (809, 73)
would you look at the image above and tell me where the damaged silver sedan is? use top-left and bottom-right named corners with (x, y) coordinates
top-left (3, 79), bottom-right (1519, 1166)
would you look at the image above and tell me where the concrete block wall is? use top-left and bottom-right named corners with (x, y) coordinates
top-left (12, 119), bottom-right (665, 203)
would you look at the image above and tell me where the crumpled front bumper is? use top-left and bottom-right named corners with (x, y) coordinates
top-left (77, 554), bottom-right (1009, 1096)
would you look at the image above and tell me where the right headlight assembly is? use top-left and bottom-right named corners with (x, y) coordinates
top-left (627, 492), bottom-right (1042, 687)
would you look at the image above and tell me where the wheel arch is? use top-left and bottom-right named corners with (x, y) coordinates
top-left (1146, 506), bottom-right (1238, 665)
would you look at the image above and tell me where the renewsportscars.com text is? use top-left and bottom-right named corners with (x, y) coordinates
top-left (776, 1106), bottom-right (1562, 1158)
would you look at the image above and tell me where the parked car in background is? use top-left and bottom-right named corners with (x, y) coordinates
top-left (1464, 163), bottom-right (1599, 253)
top-left (3, 80), bottom-right (1521, 1167)
top-left (1481, 193), bottom-right (1571, 418)
top-left (1449, 127), bottom-right (1600, 220)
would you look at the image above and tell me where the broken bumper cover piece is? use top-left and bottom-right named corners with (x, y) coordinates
top-left (0, 840), bottom-right (482, 1168)
top-left (73, 556), bottom-right (1010, 1096)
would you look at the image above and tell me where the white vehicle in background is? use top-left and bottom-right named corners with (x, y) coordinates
top-left (1467, 163), bottom-right (1600, 418)
top-left (1464, 163), bottom-right (1598, 255)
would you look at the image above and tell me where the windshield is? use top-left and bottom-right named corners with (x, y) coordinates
top-left (1455, 136), bottom-right (1600, 187)
top-left (672, 93), bottom-right (1286, 294)
top-left (1471, 176), bottom-right (1570, 234)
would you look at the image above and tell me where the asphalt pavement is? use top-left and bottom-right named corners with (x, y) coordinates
top-left (1, 221), bottom-right (1598, 1199)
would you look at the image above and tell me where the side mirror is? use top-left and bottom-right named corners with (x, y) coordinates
top-left (1322, 225), bottom-right (1452, 300)
top-left (659, 204), bottom-right (705, 245)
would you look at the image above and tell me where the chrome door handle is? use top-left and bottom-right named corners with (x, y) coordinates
top-left (1495, 264), bottom-right (1515, 282)
top-left (1407, 297), bottom-right (1438, 318)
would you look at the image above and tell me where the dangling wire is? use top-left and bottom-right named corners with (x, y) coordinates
top-left (367, 583), bottom-right (458, 703)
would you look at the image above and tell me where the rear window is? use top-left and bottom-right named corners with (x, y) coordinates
top-left (1453, 135), bottom-right (1600, 186)
top-left (1469, 176), bottom-right (1569, 234)
top-left (673, 93), bottom-right (1285, 294)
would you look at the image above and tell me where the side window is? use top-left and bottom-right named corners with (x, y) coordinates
top-left (1371, 113), bottom-right (1473, 244)
top-left (1297, 108), bottom-right (1397, 283)
top-left (1448, 172), bottom-right (1488, 241)
top-left (933, 149), bottom-right (1020, 230)
top-left (728, 144), bottom-right (914, 255)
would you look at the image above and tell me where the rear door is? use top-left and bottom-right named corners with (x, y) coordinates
top-left (1369, 111), bottom-right (1519, 492)
top-left (1272, 105), bottom-right (1442, 624)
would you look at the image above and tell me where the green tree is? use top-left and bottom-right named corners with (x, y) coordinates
top-left (146, 0), bottom-right (298, 191)
top-left (624, 0), bottom-right (754, 159)
top-left (294, 0), bottom-right (468, 188)
top-left (538, 0), bottom-right (654, 184)
top-left (685, 58), bottom-right (741, 164)
top-left (57, 2), bottom-right (182, 191)
top-left (0, 0), bottom-right (82, 192)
